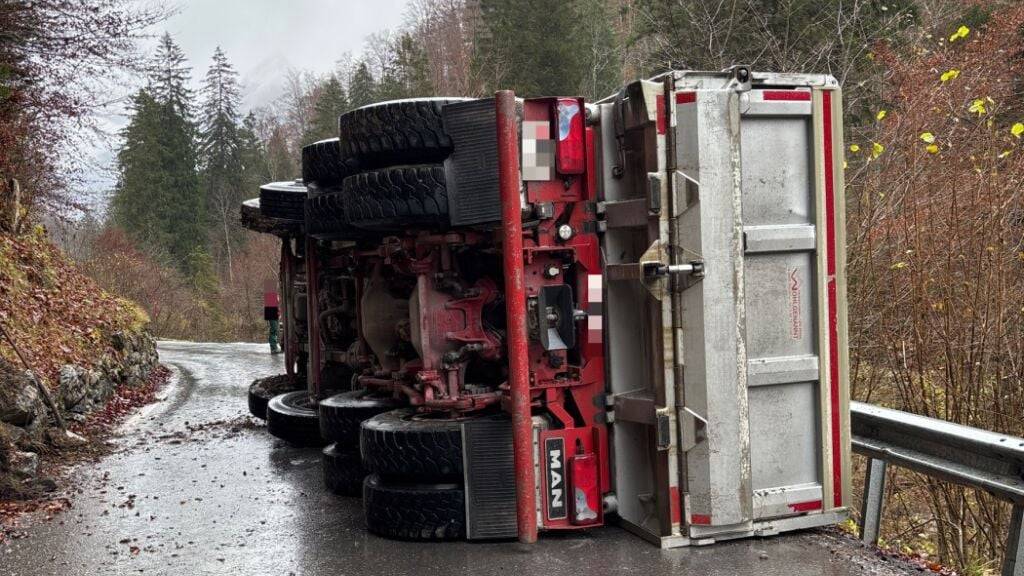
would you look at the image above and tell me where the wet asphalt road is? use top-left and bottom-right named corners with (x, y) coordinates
top-left (0, 341), bottom-right (916, 576)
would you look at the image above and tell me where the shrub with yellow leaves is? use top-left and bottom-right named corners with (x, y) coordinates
top-left (848, 5), bottom-right (1024, 572)
top-left (949, 24), bottom-right (970, 42)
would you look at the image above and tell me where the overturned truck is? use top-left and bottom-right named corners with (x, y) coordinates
top-left (241, 68), bottom-right (852, 545)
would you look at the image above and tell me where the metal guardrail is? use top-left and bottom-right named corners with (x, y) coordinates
top-left (851, 401), bottom-right (1024, 576)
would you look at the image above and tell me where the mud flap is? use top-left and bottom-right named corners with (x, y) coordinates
top-left (462, 414), bottom-right (517, 540)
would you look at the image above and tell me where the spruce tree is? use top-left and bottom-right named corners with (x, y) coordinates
top-left (198, 46), bottom-right (245, 278)
top-left (303, 74), bottom-right (348, 145)
top-left (238, 112), bottom-right (270, 189)
top-left (111, 89), bottom-right (166, 249)
top-left (473, 0), bottom-right (618, 99)
top-left (150, 32), bottom-right (194, 120)
top-left (112, 33), bottom-right (203, 275)
top-left (348, 62), bottom-right (377, 109)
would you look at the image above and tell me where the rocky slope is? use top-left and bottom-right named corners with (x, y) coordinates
top-left (0, 226), bottom-right (159, 498)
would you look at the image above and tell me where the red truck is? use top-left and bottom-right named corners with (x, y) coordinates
top-left (242, 66), bottom-right (852, 546)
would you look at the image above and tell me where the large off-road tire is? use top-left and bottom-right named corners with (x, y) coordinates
top-left (319, 389), bottom-right (402, 446)
top-left (360, 408), bottom-right (463, 482)
top-left (240, 198), bottom-right (302, 236)
top-left (305, 192), bottom-right (366, 240)
top-left (341, 165), bottom-right (449, 231)
top-left (338, 98), bottom-right (471, 167)
top-left (322, 443), bottom-right (366, 496)
top-left (301, 138), bottom-right (359, 194)
top-left (248, 374), bottom-right (300, 420)
top-left (363, 474), bottom-right (465, 541)
top-left (259, 181), bottom-right (307, 221)
top-left (266, 391), bottom-right (325, 447)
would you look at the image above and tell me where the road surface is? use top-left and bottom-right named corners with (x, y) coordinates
top-left (0, 341), bottom-right (916, 576)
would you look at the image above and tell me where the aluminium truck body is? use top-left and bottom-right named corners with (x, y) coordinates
top-left (599, 68), bottom-right (851, 546)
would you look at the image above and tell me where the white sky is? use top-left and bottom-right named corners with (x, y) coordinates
top-left (160, 0), bottom-right (411, 108)
top-left (81, 0), bottom-right (410, 212)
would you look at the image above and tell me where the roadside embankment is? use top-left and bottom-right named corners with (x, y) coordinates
top-left (0, 227), bottom-right (163, 500)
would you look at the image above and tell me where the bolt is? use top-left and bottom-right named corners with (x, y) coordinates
top-left (557, 224), bottom-right (573, 241)
top-left (544, 266), bottom-right (560, 278)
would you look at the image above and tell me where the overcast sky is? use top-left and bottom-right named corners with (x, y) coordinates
top-left (158, 0), bottom-right (411, 109)
top-left (83, 0), bottom-right (410, 211)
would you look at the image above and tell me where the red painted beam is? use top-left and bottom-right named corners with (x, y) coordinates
top-left (305, 236), bottom-right (322, 399)
top-left (496, 90), bottom-right (537, 544)
top-left (281, 238), bottom-right (295, 377)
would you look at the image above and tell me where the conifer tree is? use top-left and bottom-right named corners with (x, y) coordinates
top-left (150, 32), bottom-right (194, 119)
top-left (303, 74), bottom-right (348, 145)
top-left (199, 46), bottom-right (245, 278)
top-left (472, 0), bottom-right (619, 99)
top-left (111, 89), bottom-right (165, 248)
top-left (111, 33), bottom-right (203, 275)
top-left (238, 112), bottom-right (270, 189)
top-left (348, 62), bottom-right (378, 109)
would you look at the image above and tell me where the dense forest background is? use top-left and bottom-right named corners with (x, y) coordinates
top-left (3, 0), bottom-right (1024, 571)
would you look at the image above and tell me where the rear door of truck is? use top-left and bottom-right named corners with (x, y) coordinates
top-left (601, 69), bottom-right (851, 545)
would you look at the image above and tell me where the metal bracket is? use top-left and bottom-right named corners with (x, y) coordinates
top-left (724, 65), bottom-right (753, 92)
top-left (680, 407), bottom-right (708, 453)
top-left (656, 408), bottom-right (672, 451)
top-left (647, 173), bottom-right (662, 215)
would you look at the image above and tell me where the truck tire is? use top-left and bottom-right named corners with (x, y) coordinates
top-left (319, 389), bottom-right (401, 446)
top-left (338, 98), bottom-right (471, 167)
top-left (363, 474), bottom-right (465, 541)
top-left (260, 181), bottom-right (307, 221)
top-left (248, 374), bottom-right (300, 420)
top-left (302, 138), bottom-right (358, 194)
top-left (341, 165), bottom-right (448, 231)
top-left (360, 408), bottom-right (463, 482)
top-left (266, 391), bottom-right (325, 447)
top-left (322, 443), bottom-right (366, 496)
top-left (305, 192), bottom-right (365, 240)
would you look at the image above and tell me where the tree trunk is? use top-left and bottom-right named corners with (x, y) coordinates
top-left (1, 178), bottom-right (21, 234)
top-left (222, 208), bottom-right (234, 283)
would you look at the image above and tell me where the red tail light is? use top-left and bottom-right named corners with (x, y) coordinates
top-left (555, 98), bottom-right (585, 175)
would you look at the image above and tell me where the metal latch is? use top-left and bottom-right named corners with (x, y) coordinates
top-left (605, 239), bottom-right (704, 300)
top-left (650, 262), bottom-right (705, 278)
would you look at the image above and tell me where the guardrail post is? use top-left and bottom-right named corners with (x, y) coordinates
top-left (1004, 505), bottom-right (1024, 576)
top-left (859, 458), bottom-right (887, 545)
